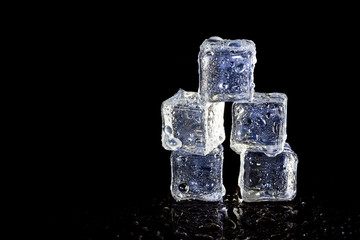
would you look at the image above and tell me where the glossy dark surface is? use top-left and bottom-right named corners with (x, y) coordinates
top-left (54, 192), bottom-right (359, 239)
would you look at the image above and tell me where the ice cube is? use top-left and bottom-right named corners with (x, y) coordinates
top-left (198, 36), bottom-right (256, 102)
top-left (170, 145), bottom-right (225, 202)
top-left (161, 89), bottom-right (225, 156)
top-left (230, 92), bottom-right (287, 157)
top-left (239, 143), bottom-right (298, 202)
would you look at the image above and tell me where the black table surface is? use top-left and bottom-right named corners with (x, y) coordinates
top-left (47, 189), bottom-right (359, 240)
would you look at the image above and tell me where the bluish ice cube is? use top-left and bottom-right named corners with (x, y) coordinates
top-left (239, 143), bottom-right (298, 202)
top-left (198, 36), bottom-right (256, 102)
top-left (161, 89), bottom-right (225, 156)
top-left (170, 145), bottom-right (225, 202)
top-left (231, 92), bottom-right (287, 157)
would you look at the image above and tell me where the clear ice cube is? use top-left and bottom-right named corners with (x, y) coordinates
top-left (170, 145), bottom-right (225, 202)
top-left (230, 92), bottom-right (287, 157)
top-left (161, 89), bottom-right (225, 156)
top-left (198, 36), bottom-right (256, 102)
top-left (239, 143), bottom-right (298, 202)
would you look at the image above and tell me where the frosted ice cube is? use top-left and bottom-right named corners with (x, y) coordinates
top-left (198, 36), bottom-right (256, 102)
top-left (239, 143), bottom-right (298, 202)
top-left (231, 92), bottom-right (287, 157)
top-left (161, 89), bottom-right (225, 156)
top-left (170, 145), bottom-right (225, 202)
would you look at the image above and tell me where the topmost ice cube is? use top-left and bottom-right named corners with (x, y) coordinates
top-left (198, 36), bottom-right (256, 102)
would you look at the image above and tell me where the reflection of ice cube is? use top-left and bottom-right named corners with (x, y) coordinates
top-left (170, 145), bottom-right (225, 202)
top-left (171, 201), bottom-right (225, 239)
top-left (239, 143), bottom-right (298, 202)
top-left (198, 36), bottom-right (256, 102)
top-left (231, 92), bottom-right (287, 157)
top-left (161, 89), bottom-right (225, 156)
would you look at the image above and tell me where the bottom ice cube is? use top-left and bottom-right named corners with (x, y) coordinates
top-left (239, 143), bottom-right (298, 202)
top-left (170, 145), bottom-right (225, 202)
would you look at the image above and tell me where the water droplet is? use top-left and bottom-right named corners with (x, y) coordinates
top-left (165, 125), bottom-right (172, 134)
top-left (187, 135), bottom-right (194, 142)
top-left (168, 138), bottom-right (179, 146)
top-left (176, 156), bottom-right (185, 161)
top-left (235, 63), bottom-right (245, 73)
top-left (178, 183), bottom-right (189, 193)
top-left (245, 118), bottom-right (252, 125)
top-left (255, 117), bottom-right (266, 126)
top-left (240, 51), bottom-right (252, 59)
top-left (208, 36), bottom-right (223, 42)
top-left (228, 41), bottom-right (241, 47)
top-left (205, 51), bottom-right (214, 56)
top-left (273, 122), bottom-right (280, 133)
top-left (209, 110), bottom-right (214, 118)
top-left (232, 85), bottom-right (240, 91)
top-left (219, 82), bottom-right (229, 89)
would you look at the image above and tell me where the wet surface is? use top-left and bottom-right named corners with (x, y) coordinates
top-left (60, 191), bottom-right (360, 240)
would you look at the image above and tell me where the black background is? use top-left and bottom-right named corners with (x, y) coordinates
top-left (41, 4), bottom-right (359, 236)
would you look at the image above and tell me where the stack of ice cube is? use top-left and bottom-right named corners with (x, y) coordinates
top-left (161, 36), bottom-right (298, 202)
top-left (161, 89), bottom-right (226, 202)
